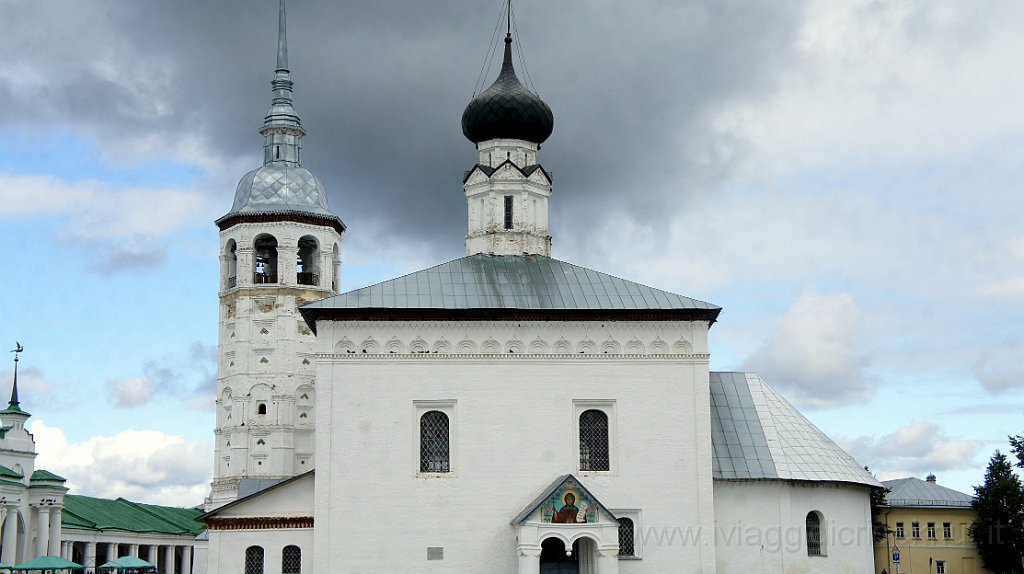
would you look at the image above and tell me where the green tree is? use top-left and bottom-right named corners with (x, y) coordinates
top-left (865, 466), bottom-right (891, 541)
top-left (971, 451), bottom-right (1024, 573)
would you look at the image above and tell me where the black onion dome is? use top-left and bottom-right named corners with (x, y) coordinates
top-left (462, 35), bottom-right (554, 144)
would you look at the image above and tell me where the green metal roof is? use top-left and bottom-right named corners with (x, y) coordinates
top-left (302, 254), bottom-right (721, 326)
top-left (0, 404), bottom-right (27, 416)
top-left (0, 478), bottom-right (24, 488)
top-left (0, 465), bottom-right (23, 479)
top-left (62, 495), bottom-right (204, 536)
top-left (30, 469), bottom-right (66, 482)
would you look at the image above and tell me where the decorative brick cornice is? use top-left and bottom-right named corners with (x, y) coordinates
top-left (206, 516), bottom-right (313, 530)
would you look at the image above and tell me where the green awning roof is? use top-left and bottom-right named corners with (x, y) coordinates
top-left (97, 556), bottom-right (155, 570)
top-left (11, 555), bottom-right (82, 571)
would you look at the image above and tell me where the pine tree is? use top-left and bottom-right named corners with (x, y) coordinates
top-left (971, 451), bottom-right (1024, 573)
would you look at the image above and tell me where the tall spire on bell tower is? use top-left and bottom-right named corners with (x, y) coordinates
top-left (261, 0), bottom-right (305, 165)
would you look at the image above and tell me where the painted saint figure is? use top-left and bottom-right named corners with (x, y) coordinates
top-left (552, 492), bottom-right (587, 523)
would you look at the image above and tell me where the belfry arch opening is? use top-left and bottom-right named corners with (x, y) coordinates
top-left (225, 239), bottom-right (238, 288)
top-left (297, 236), bottom-right (319, 286)
top-left (331, 242), bottom-right (340, 291)
top-left (254, 234), bottom-right (279, 284)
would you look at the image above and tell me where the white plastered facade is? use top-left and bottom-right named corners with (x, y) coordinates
top-left (312, 319), bottom-right (719, 573)
top-left (204, 473), bottom-right (313, 574)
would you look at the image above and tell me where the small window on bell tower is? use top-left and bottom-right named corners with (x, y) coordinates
top-left (275, 145), bottom-right (281, 159)
top-left (257, 403), bottom-right (267, 415)
top-left (504, 196), bottom-right (513, 230)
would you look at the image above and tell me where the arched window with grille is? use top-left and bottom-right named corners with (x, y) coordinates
top-left (618, 517), bottom-right (635, 556)
top-left (282, 545), bottom-right (301, 574)
top-left (420, 410), bottom-right (450, 473)
top-left (579, 409), bottom-right (609, 471)
top-left (806, 511), bottom-right (824, 556)
top-left (244, 546), bottom-right (264, 574)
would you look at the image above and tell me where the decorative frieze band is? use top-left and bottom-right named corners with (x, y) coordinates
top-left (206, 516), bottom-right (314, 530)
top-left (328, 334), bottom-right (699, 357)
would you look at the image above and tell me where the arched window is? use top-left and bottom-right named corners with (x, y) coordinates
top-left (244, 546), bottom-right (264, 574)
top-left (225, 239), bottom-right (238, 288)
top-left (420, 411), bottom-right (450, 473)
top-left (257, 403), bottom-right (267, 415)
top-left (253, 235), bottom-right (278, 284)
top-left (296, 236), bottom-right (319, 286)
top-left (579, 409), bottom-right (609, 471)
top-left (331, 243), bottom-right (340, 292)
top-left (618, 517), bottom-right (635, 556)
top-left (806, 511), bottom-right (824, 556)
top-left (282, 545), bottom-right (301, 574)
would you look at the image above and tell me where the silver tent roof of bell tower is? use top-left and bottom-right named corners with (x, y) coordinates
top-left (217, 0), bottom-right (341, 226)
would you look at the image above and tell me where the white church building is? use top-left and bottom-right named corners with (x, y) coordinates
top-left (199, 2), bottom-right (882, 573)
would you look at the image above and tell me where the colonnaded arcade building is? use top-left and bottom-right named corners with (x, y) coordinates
top-left (199, 2), bottom-right (882, 573)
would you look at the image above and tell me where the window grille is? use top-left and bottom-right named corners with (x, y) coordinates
top-left (282, 545), bottom-right (301, 574)
top-left (618, 518), bottom-right (635, 556)
top-left (244, 546), bottom-right (264, 574)
top-left (895, 522), bottom-right (904, 538)
top-left (943, 522), bottom-right (952, 539)
top-left (579, 410), bottom-right (609, 471)
top-left (504, 196), bottom-right (514, 229)
top-left (806, 512), bottom-right (822, 556)
top-left (420, 411), bottom-right (450, 473)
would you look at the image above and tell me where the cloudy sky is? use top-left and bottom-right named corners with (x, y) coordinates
top-left (1, 0), bottom-right (1022, 506)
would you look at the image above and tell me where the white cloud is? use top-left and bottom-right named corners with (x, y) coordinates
top-left (0, 174), bottom-right (216, 273)
top-left (30, 421), bottom-right (211, 507)
top-left (0, 366), bottom-right (72, 410)
top-left (975, 347), bottom-right (1024, 394)
top-left (0, 174), bottom-right (211, 234)
top-left (719, 0), bottom-right (1024, 179)
top-left (742, 292), bottom-right (871, 407)
top-left (106, 377), bottom-right (154, 408)
top-left (843, 421), bottom-right (979, 476)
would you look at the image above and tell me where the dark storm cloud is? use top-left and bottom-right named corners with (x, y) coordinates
top-left (1, 1), bottom-right (807, 255)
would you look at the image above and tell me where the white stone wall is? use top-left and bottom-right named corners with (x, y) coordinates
top-left (313, 319), bottom-right (717, 573)
top-left (712, 480), bottom-right (874, 573)
top-left (209, 221), bottom-right (340, 509)
top-left (206, 474), bottom-right (313, 574)
top-left (206, 528), bottom-right (311, 574)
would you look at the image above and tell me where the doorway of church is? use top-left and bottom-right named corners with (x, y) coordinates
top-left (539, 537), bottom-right (598, 574)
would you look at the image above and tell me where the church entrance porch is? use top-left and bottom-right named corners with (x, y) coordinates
top-left (539, 537), bottom-right (604, 574)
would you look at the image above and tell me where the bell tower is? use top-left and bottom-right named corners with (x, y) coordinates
top-left (207, 0), bottom-right (345, 509)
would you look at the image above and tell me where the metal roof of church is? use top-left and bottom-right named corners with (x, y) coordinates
top-left (881, 477), bottom-right (974, 507)
top-left (303, 254), bottom-right (720, 321)
top-left (710, 372), bottom-right (880, 487)
top-left (62, 495), bottom-right (205, 535)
